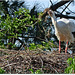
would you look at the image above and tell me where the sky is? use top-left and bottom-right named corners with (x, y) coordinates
top-left (23, 0), bottom-right (75, 21)
top-left (24, 0), bottom-right (51, 11)
top-left (24, 0), bottom-right (75, 12)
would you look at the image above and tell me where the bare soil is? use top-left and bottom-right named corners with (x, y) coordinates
top-left (0, 48), bottom-right (75, 74)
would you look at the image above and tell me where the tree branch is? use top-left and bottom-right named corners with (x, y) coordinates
top-left (49, 0), bottom-right (53, 6)
top-left (40, 0), bottom-right (75, 20)
top-left (49, 1), bottom-right (70, 11)
top-left (55, 13), bottom-right (75, 19)
top-left (61, 0), bottom-right (72, 14)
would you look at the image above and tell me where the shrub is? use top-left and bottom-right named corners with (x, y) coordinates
top-left (0, 68), bottom-right (5, 74)
top-left (29, 69), bottom-right (43, 74)
top-left (28, 41), bottom-right (56, 51)
top-left (65, 57), bottom-right (75, 74)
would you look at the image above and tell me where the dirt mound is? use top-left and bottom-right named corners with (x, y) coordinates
top-left (0, 49), bottom-right (75, 74)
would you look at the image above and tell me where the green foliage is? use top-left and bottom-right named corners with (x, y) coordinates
top-left (29, 41), bottom-right (56, 51)
top-left (0, 8), bottom-right (37, 49)
top-left (29, 43), bottom-right (37, 50)
top-left (0, 4), bottom-right (56, 50)
top-left (65, 57), bottom-right (75, 74)
top-left (29, 69), bottom-right (34, 74)
top-left (29, 69), bottom-right (43, 74)
top-left (0, 68), bottom-right (5, 74)
top-left (0, 0), bottom-right (58, 51)
top-left (0, 1), bottom-right (55, 50)
top-left (0, 0), bottom-right (25, 16)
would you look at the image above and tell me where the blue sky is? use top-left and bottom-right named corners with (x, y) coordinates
top-left (23, 0), bottom-right (75, 21)
top-left (24, 0), bottom-right (75, 14)
top-left (24, 0), bottom-right (51, 11)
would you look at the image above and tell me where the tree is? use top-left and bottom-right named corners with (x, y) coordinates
top-left (41, 0), bottom-right (75, 19)
top-left (0, 0), bottom-right (25, 17)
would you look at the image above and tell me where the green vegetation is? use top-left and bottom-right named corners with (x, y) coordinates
top-left (0, 0), bottom-right (75, 74)
top-left (0, 5), bottom-right (56, 50)
top-left (0, 8), bottom-right (38, 49)
top-left (65, 57), bottom-right (75, 74)
top-left (29, 69), bottom-right (43, 74)
top-left (0, 0), bottom-right (56, 50)
top-left (0, 68), bottom-right (5, 74)
top-left (29, 41), bottom-right (56, 51)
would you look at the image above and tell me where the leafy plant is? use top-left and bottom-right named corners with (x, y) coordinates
top-left (0, 68), bottom-right (5, 74)
top-left (65, 57), bottom-right (75, 74)
top-left (29, 41), bottom-right (56, 51)
top-left (0, 8), bottom-right (38, 49)
top-left (29, 69), bottom-right (43, 74)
